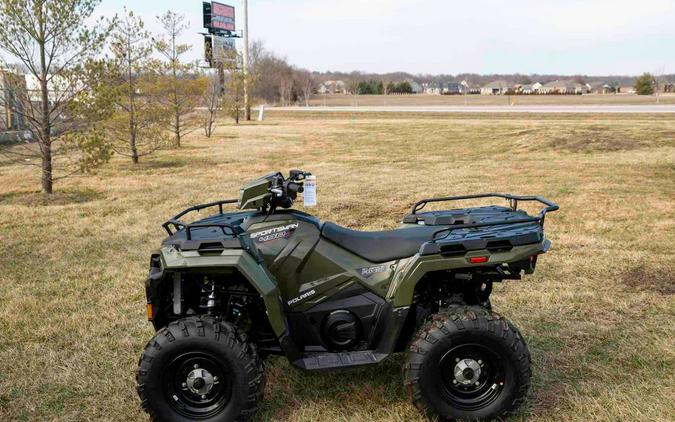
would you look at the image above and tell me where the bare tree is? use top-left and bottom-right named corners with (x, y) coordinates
top-left (297, 70), bottom-right (315, 106)
top-left (222, 50), bottom-right (246, 124)
top-left (106, 8), bottom-right (168, 163)
top-left (202, 73), bottom-right (221, 137)
top-left (0, 0), bottom-right (114, 194)
top-left (154, 11), bottom-right (201, 147)
top-left (279, 74), bottom-right (293, 106)
top-left (653, 65), bottom-right (665, 104)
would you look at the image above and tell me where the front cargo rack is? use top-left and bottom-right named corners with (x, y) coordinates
top-left (405, 193), bottom-right (559, 241)
top-left (163, 199), bottom-right (239, 239)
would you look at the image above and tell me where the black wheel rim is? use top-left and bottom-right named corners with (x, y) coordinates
top-left (162, 351), bottom-right (232, 419)
top-left (438, 343), bottom-right (506, 411)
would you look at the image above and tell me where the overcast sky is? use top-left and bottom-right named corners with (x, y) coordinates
top-left (97, 0), bottom-right (675, 75)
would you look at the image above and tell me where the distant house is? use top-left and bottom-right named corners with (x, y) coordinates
top-left (664, 82), bottom-right (674, 93)
top-left (1, 68), bottom-right (27, 131)
top-left (461, 80), bottom-right (481, 94)
top-left (481, 80), bottom-right (511, 95)
top-left (444, 82), bottom-right (464, 95)
top-left (408, 81), bottom-right (424, 94)
top-left (518, 83), bottom-right (542, 94)
top-left (424, 82), bottom-right (443, 95)
top-left (590, 82), bottom-right (617, 94)
top-left (540, 80), bottom-right (586, 94)
top-left (318, 80), bottom-right (347, 94)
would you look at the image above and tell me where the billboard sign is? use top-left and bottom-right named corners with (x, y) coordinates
top-left (203, 1), bottom-right (235, 33)
top-left (213, 36), bottom-right (235, 59)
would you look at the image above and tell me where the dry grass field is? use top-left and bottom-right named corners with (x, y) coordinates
top-left (0, 111), bottom-right (674, 422)
top-left (308, 93), bottom-right (675, 107)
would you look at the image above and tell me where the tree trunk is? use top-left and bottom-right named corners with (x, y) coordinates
top-left (128, 48), bottom-right (139, 164)
top-left (41, 140), bottom-right (53, 194)
top-left (174, 112), bottom-right (181, 147)
top-left (205, 111), bottom-right (214, 137)
top-left (38, 7), bottom-right (52, 194)
top-left (130, 130), bottom-right (139, 164)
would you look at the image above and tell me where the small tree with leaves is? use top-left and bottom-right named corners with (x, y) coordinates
top-left (154, 11), bottom-right (202, 147)
top-left (635, 73), bottom-right (655, 95)
top-left (106, 9), bottom-right (169, 163)
top-left (0, 0), bottom-right (114, 194)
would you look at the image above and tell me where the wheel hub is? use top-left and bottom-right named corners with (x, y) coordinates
top-left (186, 367), bottom-right (215, 395)
top-left (454, 358), bottom-right (482, 385)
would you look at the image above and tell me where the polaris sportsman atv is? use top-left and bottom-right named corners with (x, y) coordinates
top-left (137, 170), bottom-right (558, 422)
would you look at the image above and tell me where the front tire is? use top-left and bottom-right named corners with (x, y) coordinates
top-left (137, 317), bottom-right (264, 422)
top-left (404, 306), bottom-right (530, 421)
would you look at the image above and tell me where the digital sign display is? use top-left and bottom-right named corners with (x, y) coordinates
top-left (203, 1), bottom-right (235, 33)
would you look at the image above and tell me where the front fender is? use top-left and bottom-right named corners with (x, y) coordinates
top-left (156, 246), bottom-right (287, 338)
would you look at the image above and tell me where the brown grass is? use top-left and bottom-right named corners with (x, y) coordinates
top-left (0, 112), bottom-right (674, 422)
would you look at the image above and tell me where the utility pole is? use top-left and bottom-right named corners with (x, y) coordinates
top-left (242, 0), bottom-right (251, 120)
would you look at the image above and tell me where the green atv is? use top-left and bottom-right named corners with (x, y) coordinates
top-left (137, 170), bottom-right (558, 422)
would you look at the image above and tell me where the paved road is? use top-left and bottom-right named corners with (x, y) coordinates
top-left (270, 105), bottom-right (675, 114)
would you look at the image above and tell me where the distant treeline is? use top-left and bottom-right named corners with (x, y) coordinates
top-left (356, 80), bottom-right (413, 95)
top-left (313, 71), bottom-right (675, 88)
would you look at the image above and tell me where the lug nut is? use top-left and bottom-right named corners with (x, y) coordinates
top-left (193, 364), bottom-right (199, 369)
top-left (201, 395), bottom-right (206, 399)
top-left (475, 382), bottom-right (480, 386)
top-left (181, 382), bottom-right (187, 388)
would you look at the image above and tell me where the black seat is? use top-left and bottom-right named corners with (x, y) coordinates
top-left (321, 222), bottom-right (440, 263)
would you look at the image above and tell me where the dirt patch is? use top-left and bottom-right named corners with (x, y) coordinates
top-left (622, 266), bottom-right (675, 295)
top-left (547, 130), bottom-right (649, 152)
top-left (0, 188), bottom-right (102, 206)
top-left (123, 156), bottom-right (188, 170)
top-left (530, 382), bottom-right (567, 414)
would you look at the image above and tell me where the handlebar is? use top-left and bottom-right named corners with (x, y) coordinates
top-left (286, 182), bottom-right (304, 194)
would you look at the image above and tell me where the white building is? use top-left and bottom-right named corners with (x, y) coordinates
top-left (481, 80), bottom-right (511, 95)
top-left (318, 80), bottom-right (347, 94)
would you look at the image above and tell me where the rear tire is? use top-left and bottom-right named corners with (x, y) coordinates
top-left (403, 306), bottom-right (530, 421)
top-left (137, 316), bottom-right (264, 422)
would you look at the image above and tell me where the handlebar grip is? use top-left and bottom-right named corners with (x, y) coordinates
top-left (287, 182), bottom-right (304, 194)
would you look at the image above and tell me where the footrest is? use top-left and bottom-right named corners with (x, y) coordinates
top-left (293, 350), bottom-right (387, 371)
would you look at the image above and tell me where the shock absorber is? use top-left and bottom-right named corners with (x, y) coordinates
top-left (206, 283), bottom-right (218, 315)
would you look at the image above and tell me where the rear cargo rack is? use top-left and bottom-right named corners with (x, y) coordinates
top-left (409, 193), bottom-right (559, 241)
top-left (163, 199), bottom-right (239, 238)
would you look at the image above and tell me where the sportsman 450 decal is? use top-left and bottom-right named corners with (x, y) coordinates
top-left (250, 223), bottom-right (299, 243)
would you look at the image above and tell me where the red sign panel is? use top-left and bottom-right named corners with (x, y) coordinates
top-left (210, 2), bottom-right (235, 32)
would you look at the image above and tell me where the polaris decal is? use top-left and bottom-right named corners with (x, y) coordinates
top-left (250, 223), bottom-right (299, 243)
top-left (358, 265), bottom-right (389, 278)
top-left (287, 289), bottom-right (316, 306)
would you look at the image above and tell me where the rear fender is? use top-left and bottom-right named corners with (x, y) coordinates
top-left (387, 241), bottom-right (546, 307)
